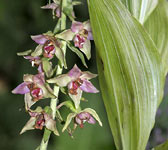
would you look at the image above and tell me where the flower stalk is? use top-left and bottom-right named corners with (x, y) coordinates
top-left (39, 0), bottom-right (67, 149)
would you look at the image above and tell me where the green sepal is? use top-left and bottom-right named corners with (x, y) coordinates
top-left (55, 29), bottom-right (75, 41)
top-left (43, 31), bottom-right (54, 37)
top-left (60, 87), bottom-right (67, 95)
top-left (53, 18), bottom-right (61, 34)
top-left (62, 113), bottom-right (76, 132)
top-left (67, 41), bottom-right (87, 68)
top-left (20, 117), bottom-right (36, 134)
top-left (72, 1), bottom-right (82, 5)
top-left (42, 58), bottom-right (54, 78)
top-left (31, 106), bottom-right (43, 113)
top-left (53, 0), bottom-right (60, 5)
top-left (54, 45), bottom-right (67, 69)
top-left (44, 106), bottom-right (52, 115)
top-left (17, 50), bottom-right (32, 56)
top-left (47, 74), bottom-right (71, 87)
top-left (31, 45), bottom-right (43, 57)
top-left (61, 101), bottom-right (77, 113)
top-left (80, 39), bottom-right (91, 60)
top-left (63, 0), bottom-right (75, 21)
top-left (44, 83), bottom-right (57, 99)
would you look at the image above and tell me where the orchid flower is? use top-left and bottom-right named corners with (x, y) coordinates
top-left (47, 64), bottom-right (99, 109)
top-left (62, 108), bottom-right (102, 132)
top-left (56, 20), bottom-right (93, 60)
top-left (31, 33), bottom-right (66, 68)
top-left (41, 2), bottom-right (61, 18)
top-left (12, 73), bottom-right (55, 109)
top-left (20, 107), bottom-right (59, 136)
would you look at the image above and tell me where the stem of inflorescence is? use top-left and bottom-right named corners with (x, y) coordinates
top-left (39, 0), bottom-right (67, 149)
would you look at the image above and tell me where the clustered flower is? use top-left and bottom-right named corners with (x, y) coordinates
top-left (12, 0), bottom-right (102, 138)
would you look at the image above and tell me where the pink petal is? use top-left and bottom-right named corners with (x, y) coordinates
top-left (71, 21), bottom-right (84, 33)
top-left (78, 112), bottom-right (90, 120)
top-left (33, 73), bottom-right (45, 86)
top-left (68, 64), bottom-right (81, 79)
top-left (38, 64), bottom-right (43, 73)
top-left (24, 56), bottom-right (40, 61)
top-left (12, 82), bottom-right (30, 94)
top-left (55, 7), bottom-right (61, 18)
top-left (80, 80), bottom-right (99, 93)
top-left (31, 35), bottom-right (48, 45)
top-left (87, 31), bottom-right (93, 40)
top-left (88, 116), bottom-right (96, 124)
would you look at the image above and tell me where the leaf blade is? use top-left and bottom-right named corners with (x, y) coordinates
top-left (119, 0), bottom-right (158, 24)
top-left (87, 0), bottom-right (164, 149)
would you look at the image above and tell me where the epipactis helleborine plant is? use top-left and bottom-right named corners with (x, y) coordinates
top-left (12, 0), bottom-right (102, 148)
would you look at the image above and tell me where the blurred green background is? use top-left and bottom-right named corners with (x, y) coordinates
top-left (0, 0), bottom-right (168, 150)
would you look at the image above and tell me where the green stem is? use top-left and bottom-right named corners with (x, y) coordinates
top-left (39, 0), bottom-right (67, 149)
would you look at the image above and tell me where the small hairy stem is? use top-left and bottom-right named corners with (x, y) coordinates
top-left (39, 0), bottom-right (67, 149)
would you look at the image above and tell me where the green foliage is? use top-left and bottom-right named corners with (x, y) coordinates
top-left (144, 0), bottom-right (168, 76)
top-left (87, 0), bottom-right (166, 149)
top-left (119, 0), bottom-right (158, 24)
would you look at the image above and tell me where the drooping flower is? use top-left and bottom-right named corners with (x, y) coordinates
top-left (41, 2), bottom-right (61, 18)
top-left (75, 112), bottom-right (96, 128)
top-left (20, 107), bottom-right (59, 136)
top-left (24, 56), bottom-right (43, 73)
top-left (16, 50), bottom-right (43, 73)
top-left (47, 64), bottom-right (99, 108)
top-left (12, 73), bottom-right (55, 109)
top-left (56, 20), bottom-right (93, 60)
top-left (31, 33), bottom-right (66, 68)
top-left (62, 108), bottom-right (102, 132)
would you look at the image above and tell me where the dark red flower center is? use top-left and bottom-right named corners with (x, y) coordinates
top-left (75, 112), bottom-right (91, 128)
top-left (43, 40), bottom-right (55, 58)
top-left (31, 88), bottom-right (43, 99)
top-left (69, 78), bottom-right (83, 95)
top-left (74, 34), bottom-right (86, 48)
top-left (35, 114), bottom-right (45, 130)
top-left (28, 84), bottom-right (43, 101)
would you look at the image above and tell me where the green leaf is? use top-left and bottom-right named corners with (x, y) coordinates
top-left (119, 0), bottom-right (158, 24)
top-left (67, 41), bottom-right (88, 68)
top-left (87, 0), bottom-right (164, 150)
top-left (144, 0), bottom-right (168, 76)
top-left (152, 140), bottom-right (168, 150)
